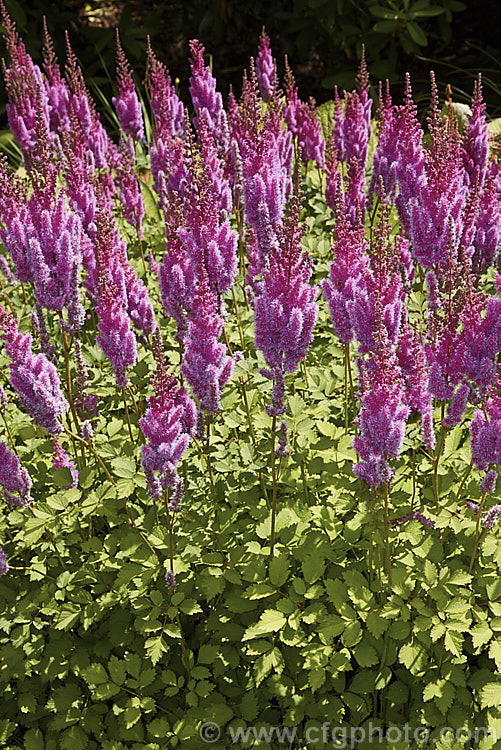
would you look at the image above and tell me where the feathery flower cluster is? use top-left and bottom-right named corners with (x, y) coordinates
top-left (189, 40), bottom-right (229, 152)
top-left (470, 375), bottom-right (501, 490)
top-left (254, 177), bottom-right (318, 416)
top-left (52, 437), bottom-right (78, 489)
top-left (0, 441), bottom-right (33, 508)
top-left (329, 54), bottom-right (372, 221)
top-left (284, 61), bottom-right (325, 168)
top-left (322, 182), bottom-right (368, 344)
top-left (140, 331), bottom-right (196, 502)
top-left (0, 305), bottom-right (68, 434)
top-left (93, 211), bottom-right (138, 386)
top-left (255, 28), bottom-right (276, 102)
top-left (0, 548), bottom-right (8, 577)
top-left (482, 505), bottom-right (501, 530)
top-left (112, 33), bottom-right (144, 142)
top-left (181, 262), bottom-right (235, 414)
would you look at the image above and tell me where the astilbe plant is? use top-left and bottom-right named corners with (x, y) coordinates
top-left (2, 22), bottom-right (501, 731)
top-left (329, 52), bottom-right (372, 223)
top-left (0, 304), bottom-right (68, 435)
top-left (181, 258), bottom-right (235, 415)
top-left (140, 330), bottom-right (196, 587)
top-left (284, 59), bottom-right (325, 169)
top-left (112, 31), bottom-right (144, 143)
top-left (0, 441), bottom-right (33, 508)
top-left (255, 28), bottom-right (276, 103)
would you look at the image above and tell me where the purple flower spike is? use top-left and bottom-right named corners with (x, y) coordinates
top-left (0, 441), bottom-right (33, 508)
top-left (42, 19), bottom-right (71, 134)
top-left (181, 263), bottom-right (235, 414)
top-left (254, 180), bottom-right (318, 376)
top-left (462, 75), bottom-right (489, 189)
top-left (480, 469), bottom-right (498, 495)
top-left (93, 213), bottom-right (137, 387)
top-left (165, 570), bottom-right (176, 591)
top-left (0, 305), bottom-right (68, 434)
top-left (284, 61), bottom-right (325, 168)
top-left (482, 505), bottom-right (501, 530)
top-left (147, 39), bottom-right (185, 139)
top-left (322, 181), bottom-right (368, 344)
top-left (115, 137), bottom-right (145, 236)
top-left (255, 28), bottom-right (276, 102)
top-left (52, 437), bottom-right (78, 489)
top-left (189, 39), bottom-right (229, 153)
top-left (140, 330), bottom-right (196, 502)
top-left (0, 549), bottom-right (8, 577)
top-left (112, 31), bottom-right (144, 142)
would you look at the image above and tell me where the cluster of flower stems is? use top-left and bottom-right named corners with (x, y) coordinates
top-left (0, 10), bottom-right (500, 587)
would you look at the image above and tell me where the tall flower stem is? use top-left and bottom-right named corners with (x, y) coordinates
top-left (0, 276), bottom-right (16, 316)
top-left (469, 493), bottom-right (487, 573)
top-left (455, 461), bottom-right (473, 502)
top-left (269, 415), bottom-right (278, 557)
top-left (65, 427), bottom-right (115, 485)
top-left (163, 488), bottom-right (174, 573)
top-left (122, 387), bottom-right (134, 441)
top-left (344, 345), bottom-right (349, 431)
top-left (433, 401), bottom-right (446, 509)
top-left (383, 481), bottom-right (392, 587)
top-left (137, 229), bottom-right (147, 275)
top-left (206, 414), bottom-right (218, 504)
top-left (0, 409), bottom-right (17, 454)
top-left (239, 376), bottom-right (257, 446)
top-left (61, 327), bottom-right (81, 442)
top-left (345, 342), bottom-right (355, 401)
top-left (231, 286), bottom-right (246, 350)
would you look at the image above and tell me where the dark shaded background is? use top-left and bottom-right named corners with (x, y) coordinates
top-left (1, 0), bottom-right (500, 124)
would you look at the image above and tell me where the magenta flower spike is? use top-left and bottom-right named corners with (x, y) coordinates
top-left (189, 40), bottom-right (229, 153)
top-left (158, 199), bottom-right (195, 342)
top-left (472, 173), bottom-right (501, 273)
top-left (470, 375), bottom-right (501, 492)
top-left (255, 28), bottom-right (276, 102)
top-left (353, 332), bottom-right (409, 488)
top-left (331, 51), bottom-right (372, 221)
top-left (141, 329), bottom-right (196, 502)
top-left (177, 130), bottom-right (237, 298)
top-left (0, 548), bottom-right (8, 576)
top-left (181, 260), bottom-right (235, 414)
top-left (93, 213), bottom-right (138, 387)
top-left (42, 19), bottom-right (71, 134)
top-left (254, 177), bottom-right (318, 415)
top-left (115, 137), bottom-right (145, 236)
top-left (0, 305), bottom-right (68, 435)
top-left (52, 436), bottom-right (78, 489)
top-left (348, 191), bottom-right (405, 354)
top-left (147, 39), bottom-right (185, 139)
top-left (0, 441), bottom-right (33, 508)
top-left (64, 33), bottom-right (114, 171)
top-left (1, 3), bottom-right (51, 158)
top-left (322, 179), bottom-right (369, 344)
top-left (283, 61), bottom-right (325, 168)
top-left (396, 74), bottom-right (471, 269)
top-left (462, 75), bottom-right (489, 189)
top-left (397, 323), bottom-right (435, 450)
top-left (112, 32), bottom-right (144, 142)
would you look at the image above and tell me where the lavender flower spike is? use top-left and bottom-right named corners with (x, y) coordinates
top-left (255, 28), bottom-right (276, 102)
top-left (112, 31), bottom-right (144, 142)
top-left (140, 330), bottom-right (196, 503)
top-left (0, 549), bottom-right (8, 576)
top-left (181, 262), bottom-right (235, 414)
top-left (0, 305), bottom-right (68, 434)
top-left (0, 441), bottom-right (33, 508)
